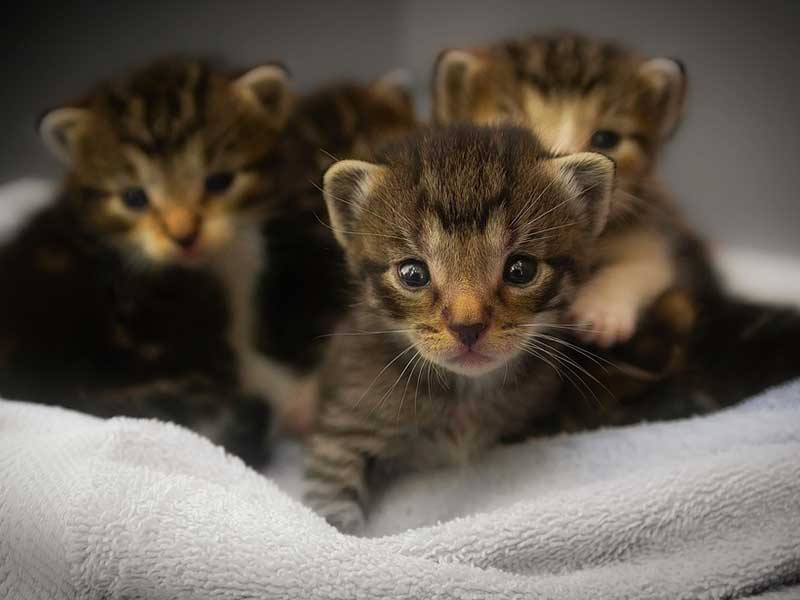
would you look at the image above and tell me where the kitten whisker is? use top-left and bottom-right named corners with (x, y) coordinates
top-left (516, 221), bottom-right (577, 242)
top-left (510, 175), bottom-right (560, 228)
top-left (413, 354), bottom-right (427, 425)
top-left (356, 343), bottom-right (415, 409)
top-left (312, 210), bottom-right (407, 241)
top-left (519, 342), bottom-right (563, 383)
top-left (528, 336), bottom-right (615, 405)
top-left (518, 322), bottom-right (604, 334)
top-left (372, 350), bottom-right (419, 417)
top-left (316, 329), bottom-right (413, 339)
top-left (397, 352), bottom-right (424, 423)
top-left (522, 340), bottom-right (597, 406)
top-left (529, 332), bottom-right (617, 370)
top-left (424, 360), bottom-right (432, 412)
top-left (311, 179), bottom-right (401, 229)
top-left (317, 147), bottom-right (341, 163)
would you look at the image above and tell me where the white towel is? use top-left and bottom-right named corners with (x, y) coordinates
top-left (2, 380), bottom-right (799, 599)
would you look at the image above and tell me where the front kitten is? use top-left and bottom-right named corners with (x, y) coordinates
top-left (305, 125), bottom-right (616, 532)
top-left (432, 32), bottom-right (718, 349)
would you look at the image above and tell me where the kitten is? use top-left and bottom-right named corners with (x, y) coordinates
top-left (431, 32), bottom-right (800, 426)
top-left (305, 125), bottom-right (616, 532)
top-left (0, 58), bottom-right (293, 464)
top-left (431, 31), bottom-right (719, 350)
top-left (0, 59), bottom-right (417, 454)
top-left (242, 72), bottom-right (418, 432)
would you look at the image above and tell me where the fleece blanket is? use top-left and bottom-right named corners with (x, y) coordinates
top-left (2, 380), bottom-right (800, 599)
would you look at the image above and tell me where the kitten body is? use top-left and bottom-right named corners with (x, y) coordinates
top-left (0, 59), bottom-right (293, 463)
top-left (0, 59), bottom-right (417, 454)
top-left (307, 125), bottom-right (616, 532)
top-left (433, 32), bottom-right (800, 425)
top-left (433, 32), bottom-right (719, 349)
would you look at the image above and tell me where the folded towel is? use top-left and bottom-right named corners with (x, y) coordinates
top-left (2, 380), bottom-right (799, 599)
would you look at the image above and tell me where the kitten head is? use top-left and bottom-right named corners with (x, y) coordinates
top-left (324, 125), bottom-right (614, 377)
top-left (39, 58), bottom-right (292, 267)
top-left (432, 32), bottom-right (684, 197)
top-left (293, 69), bottom-right (417, 171)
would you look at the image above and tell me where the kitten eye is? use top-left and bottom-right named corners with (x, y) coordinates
top-left (590, 130), bottom-right (621, 150)
top-left (397, 260), bottom-right (430, 288)
top-left (121, 187), bottom-right (149, 210)
top-left (503, 255), bottom-right (537, 285)
top-left (205, 171), bottom-right (234, 195)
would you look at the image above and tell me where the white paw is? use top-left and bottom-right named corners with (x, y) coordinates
top-left (569, 291), bottom-right (638, 348)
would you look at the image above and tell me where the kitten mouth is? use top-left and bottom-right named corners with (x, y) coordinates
top-left (449, 349), bottom-right (493, 368)
top-left (174, 245), bottom-right (206, 266)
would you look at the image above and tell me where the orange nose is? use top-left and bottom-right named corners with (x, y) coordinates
top-left (162, 208), bottom-right (201, 248)
top-left (445, 292), bottom-right (489, 347)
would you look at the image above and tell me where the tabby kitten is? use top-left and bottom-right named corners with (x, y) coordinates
top-left (0, 59), bottom-right (417, 453)
top-left (432, 32), bottom-right (800, 425)
top-left (305, 125), bottom-right (616, 532)
top-left (0, 58), bottom-right (293, 464)
top-left (432, 31), bottom-right (718, 349)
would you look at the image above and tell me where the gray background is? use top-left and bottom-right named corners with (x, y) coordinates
top-left (2, 0), bottom-right (798, 256)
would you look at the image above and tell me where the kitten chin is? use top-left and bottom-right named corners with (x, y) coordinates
top-left (305, 125), bottom-right (612, 533)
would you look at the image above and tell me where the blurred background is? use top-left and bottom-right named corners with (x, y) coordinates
top-left (2, 0), bottom-right (799, 262)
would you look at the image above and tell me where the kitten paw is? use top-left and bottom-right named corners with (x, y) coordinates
top-left (279, 378), bottom-right (319, 437)
top-left (316, 499), bottom-right (366, 535)
top-left (569, 292), bottom-right (638, 348)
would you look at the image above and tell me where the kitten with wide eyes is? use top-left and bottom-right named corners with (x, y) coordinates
top-left (432, 31), bottom-right (717, 349)
top-left (305, 125), bottom-right (616, 532)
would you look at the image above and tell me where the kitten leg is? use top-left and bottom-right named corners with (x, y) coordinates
top-left (304, 412), bottom-right (389, 534)
top-left (570, 229), bottom-right (675, 347)
top-left (239, 352), bottom-right (318, 436)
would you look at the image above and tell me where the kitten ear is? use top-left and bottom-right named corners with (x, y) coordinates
top-left (550, 152), bottom-right (616, 237)
top-left (323, 159), bottom-right (388, 249)
top-left (38, 107), bottom-right (93, 164)
top-left (235, 64), bottom-right (292, 127)
top-left (370, 68), bottom-right (415, 114)
top-left (432, 49), bottom-right (485, 123)
top-left (638, 58), bottom-right (687, 139)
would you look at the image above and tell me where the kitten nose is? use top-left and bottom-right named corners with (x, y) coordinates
top-left (173, 228), bottom-right (199, 249)
top-left (163, 208), bottom-right (201, 249)
top-left (448, 322), bottom-right (487, 348)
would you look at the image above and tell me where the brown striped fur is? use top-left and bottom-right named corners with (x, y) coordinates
top-left (0, 59), bottom-right (417, 461)
top-left (432, 32), bottom-right (720, 415)
top-left (432, 32), bottom-right (715, 346)
top-left (306, 125), bottom-right (616, 532)
top-left (38, 58), bottom-right (291, 266)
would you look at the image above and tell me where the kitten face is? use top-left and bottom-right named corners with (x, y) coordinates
top-left (324, 126), bottom-right (614, 377)
top-left (433, 33), bottom-right (685, 199)
top-left (39, 59), bottom-right (291, 267)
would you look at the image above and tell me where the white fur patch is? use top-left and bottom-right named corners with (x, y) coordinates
top-left (207, 224), bottom-right (315, 431)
